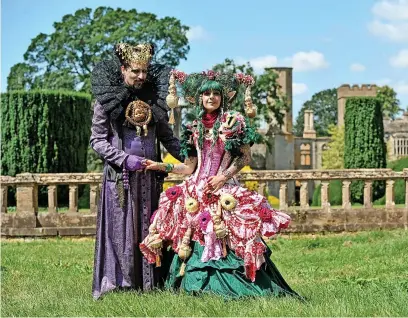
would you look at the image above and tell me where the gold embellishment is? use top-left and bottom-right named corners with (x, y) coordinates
top-left (185, 197), bottom-right (199, 214)
top-left (244, 85), bottom-right (256, 118)
top-left (145, 232), bottom-right (163, 267)
top-left (125, 100), bottom-right (152, 136)
top-left (178, 228), bottom-right (193, 276)
top-left (223, 112), bottom-right (238, 129)
top-left (166, 73), bottom-right (179, 125)
top-left (116, 43), bottom-right (153, 68)
top-left (209, 202), bottom-right (227, 239)
top-left (220, 193), bottom-right (237, 211)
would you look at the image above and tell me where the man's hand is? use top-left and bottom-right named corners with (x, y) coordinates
top-left (143, 160), bottom-right (165, 171)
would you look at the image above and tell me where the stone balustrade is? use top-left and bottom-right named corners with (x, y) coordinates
top-left (1, 169), bottom-right (407, 237)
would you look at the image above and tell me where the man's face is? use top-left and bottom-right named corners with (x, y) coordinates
top-left (121, 63), bottom-right (148, 89)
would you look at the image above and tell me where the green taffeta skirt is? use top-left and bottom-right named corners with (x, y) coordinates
top-left (165, 241), bottom-right (299, 299)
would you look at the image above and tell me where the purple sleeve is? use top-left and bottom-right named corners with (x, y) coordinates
top-left (125, 155), bottom-right (144, 171)
top-left (90, 102), bottom-right (128, 167)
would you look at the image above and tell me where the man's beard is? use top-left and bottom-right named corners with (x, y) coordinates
top-left (132, 81), bottom-right (145, 90)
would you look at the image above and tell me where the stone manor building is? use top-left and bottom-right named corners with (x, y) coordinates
top-left (249, 69), bottom-right (408, 204)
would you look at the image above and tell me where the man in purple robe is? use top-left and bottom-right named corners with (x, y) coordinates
top-left (90, 43), bottom-right (183, 299)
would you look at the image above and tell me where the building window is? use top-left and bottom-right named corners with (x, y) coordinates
top-left (300, 143), bottom-right (311, 166)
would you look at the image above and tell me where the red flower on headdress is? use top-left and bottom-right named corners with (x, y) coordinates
top-left (165, 185), bottom-right (182, 202)
top-left (171, 70), bottom-right (187, 84)
top-left (235, 73), bottom-right (254, 86)
top-left (243, 75), bottom-right (255, 85)
top-left (202, 70), bottom-right (220, 80)
top-left (235, 73), bottom-right (244, 81)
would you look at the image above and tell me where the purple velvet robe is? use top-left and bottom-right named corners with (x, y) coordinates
top-left (90, 101), bottom-right (181, 299)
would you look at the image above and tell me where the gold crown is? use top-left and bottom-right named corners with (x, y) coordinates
top-left (116, 43), bottom-right (153, 68)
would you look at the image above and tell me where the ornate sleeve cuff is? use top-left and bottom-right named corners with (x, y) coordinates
top-left (125, 155), bottom-right (145, 171)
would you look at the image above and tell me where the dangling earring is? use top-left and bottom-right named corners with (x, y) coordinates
top-left (199, 95), bottom-right (203, 107)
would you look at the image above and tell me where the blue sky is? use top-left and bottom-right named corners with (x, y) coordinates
top-left (2, 0), bottom-right (408, 119)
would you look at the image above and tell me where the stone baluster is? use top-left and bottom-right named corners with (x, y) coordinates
top-left (257, 181), bottom-right (266, 196)
top-left (300, 181), bottom-right (309, 208)
top-left (279, 181), bottom-right (289, 210)
top-left (15, 173), bottom-right (38, 228)
top-left (321, 181), bottom-right (330, 210)
top-left (47, 185), bottom-right (58, 213)
top-left (385, 180), bottom-right (395, 209)
top-left (1, 185), bottom-right (7, 213)
top-left (342, 180), bottom-right (351, 209)
top-left (69, 185), bottom-right (79, 213)
top-left (364, 181), bottom-right (373, 209)
top-left (90, 184), bottom-right (100, 214)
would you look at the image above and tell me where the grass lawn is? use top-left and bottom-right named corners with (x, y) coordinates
top-left (1, 229), bottom-right (408, 317)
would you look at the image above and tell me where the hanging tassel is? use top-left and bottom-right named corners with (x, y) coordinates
top-left (222, 239), bottom-right (228, 258)
top-left (166, 72), bottom-right (179, 125)
top-left (244, 85), bottom-right (257, 118)
top-left (155, 254), bottom-right (161, 267)
top-left (179, 262), bottom-right (186, 276)
top-left (169, 109), bottom-right (175, 125)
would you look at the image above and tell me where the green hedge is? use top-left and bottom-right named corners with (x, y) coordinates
top-left (344, 97), bottom-right (386, 203)
top-left (1, 90), bottom-right (92, 175)
top-left (1, 90), bottom-right (92, 205)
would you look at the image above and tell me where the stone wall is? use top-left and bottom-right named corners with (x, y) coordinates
top-left (1, 169), bottom-right (407, 237)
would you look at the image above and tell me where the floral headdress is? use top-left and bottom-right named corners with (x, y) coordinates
top-left (165, 70), bottom-right (256, 124)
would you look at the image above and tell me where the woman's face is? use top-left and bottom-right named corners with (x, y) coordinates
top-left (202, 90), bottom-right (222, 113)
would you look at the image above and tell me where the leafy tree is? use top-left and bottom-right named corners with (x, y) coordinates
top-left (7, 7), bottom-right (190, 92)
top-left (6, 63), bottom-right (38, 91)
top-left (293, 88), bottom-right (337, 137)
top-left (376, 85), bottom-right (401, 119)
top-left (322, 124), bottom-right (345, 169)
top-left (211, 58), bottom-right (289, 131)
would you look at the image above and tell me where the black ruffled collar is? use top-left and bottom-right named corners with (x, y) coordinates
top-left (91, 54), bottom-right (172, 122)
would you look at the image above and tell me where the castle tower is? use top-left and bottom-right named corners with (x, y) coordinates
top-left (266, 67), bottom-right (293, 135)
top-left (337, 84), bottom-right (377, 126)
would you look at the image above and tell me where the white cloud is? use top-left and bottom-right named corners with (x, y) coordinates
top-left (236, 51), bottom-right (328, 74)
top-left (372, 0), bottom-right (408, 20)
top-left (350, 63), bottom-right (366, 72)
top-left (390, 49), bottom-right (408, 67)
top-left (246, 55), bottom-right (278, 73)
top-left (374, 78), bottom-right (408, 95)
top-left (186, 26), bottom-right (209, 41)
top-left (284, 51), bottom-right (329, 72)
top-left (376, 78), bottom-right (393, 85)
top-left (368, 20), bottom-right (408, 42)
top-left (394, 81), bottom-right (408, 94)
top-left (293, 83), bottom-right (308, 96)
top-left (368, 1), bottom-right (408, 42)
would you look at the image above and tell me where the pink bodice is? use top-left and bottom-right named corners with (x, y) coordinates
top-left (195, 138), bottom-right (225, 182)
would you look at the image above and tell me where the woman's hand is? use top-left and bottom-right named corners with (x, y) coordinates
top-left (203, 175), bottom-right (227, 194)
top-left (143, 160), bottom-right (165, 171)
